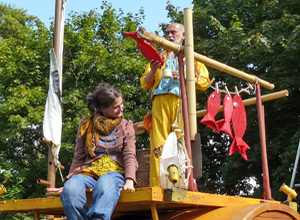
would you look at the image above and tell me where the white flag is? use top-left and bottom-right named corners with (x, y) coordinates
top-left (42, 0), bottom-right (66, 167)
top-left (43, 49), bottom-right (62, 167)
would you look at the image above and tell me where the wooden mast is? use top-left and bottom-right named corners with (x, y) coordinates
top-left (46, 1), bottom-right (63, 219)
top-left (184, 8), bottom-right (197, 141)
top-left (47, 0), bottom-right (62, 190)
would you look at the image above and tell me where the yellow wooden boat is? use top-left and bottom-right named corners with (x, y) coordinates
top-left (0, 2), bottom-right (299, 220)
top-left (0, 186), bottom-right (299, 219)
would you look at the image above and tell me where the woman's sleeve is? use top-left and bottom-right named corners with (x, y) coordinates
top-left (122, 120), bottom-right (138, 183)
top-left (67, 117), bottom-right (87, 177)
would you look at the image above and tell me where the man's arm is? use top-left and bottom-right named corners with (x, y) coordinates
top-left (144, 60), bottom-right (160, 84)
top-left (140, 59), bottom-right (161, 90)
top-left (194, 61), bottom-right (210, 91)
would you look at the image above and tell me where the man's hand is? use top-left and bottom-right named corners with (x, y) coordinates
top-left (172, 70), bottom-right (179, 80)
top-left (150, 59), bottom-right (161, 72)
top-left (145, 59), bottom-right (161, 84)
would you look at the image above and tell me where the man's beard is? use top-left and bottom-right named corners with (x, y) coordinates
top-left (168, 37), bottom-right (181, 44)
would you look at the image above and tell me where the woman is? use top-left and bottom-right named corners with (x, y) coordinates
top-left (48, 83), bottom-right (137, 220)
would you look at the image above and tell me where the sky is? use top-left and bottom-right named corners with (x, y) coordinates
top-left (2, 0), bottom-right (193, 33)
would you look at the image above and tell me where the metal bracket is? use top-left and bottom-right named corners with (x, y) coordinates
top-left (164, 188), bottom-right (187, 202)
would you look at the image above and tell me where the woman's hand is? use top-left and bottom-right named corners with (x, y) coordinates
top-left (121, 179), bottom-right (135, 191)
top-left (47, 187), bottom-right (64, 193)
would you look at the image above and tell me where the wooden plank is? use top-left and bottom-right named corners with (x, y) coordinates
top-left (0, 197), bottom-right (62, 213)
top-left (118, 187), bottom-right (164, 203)
top-left (182, 191), bottom-right (280, 207)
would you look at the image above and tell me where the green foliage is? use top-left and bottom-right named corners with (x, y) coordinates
top-left (166, 0), bottom-right (300, 202)
top-left (58, 1), bottom-right (151, 183)
top-left (0, 2), bottom-right (149, 219)
top-left (1, 0), bottom-right (300, 218)
top-left (0, 6), bottom-right (51, 218)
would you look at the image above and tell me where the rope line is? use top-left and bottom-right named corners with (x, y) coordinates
top-left (201, 77), bottom-right (256, 95)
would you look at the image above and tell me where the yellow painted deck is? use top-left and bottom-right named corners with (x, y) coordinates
top-left (0, 187), bottom-right (299, 219)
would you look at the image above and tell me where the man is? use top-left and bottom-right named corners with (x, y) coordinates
top-left (140, 23), bottom-right (210, 187)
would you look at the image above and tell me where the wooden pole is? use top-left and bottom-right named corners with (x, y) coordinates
top-left (46, 1), bottom-right (62, 219)
top-left (53, 0), bottom-right (62, 58)
top-left (256, 83), bottom-right (273, 200)
top-left (137, 29), bottom-right (275, 90)
top-left (184, 8), bottom-right (197, 141)
top-left (289, 140), bottom-right (300, 201)
top-left (34, 212), bottom-right (40, 220)
top-left (178, 53), bottom-right (198, 192)
top-left (47, 0), bottom-right (62, 190)
top-left (37, 179), bottom-right (52, 186)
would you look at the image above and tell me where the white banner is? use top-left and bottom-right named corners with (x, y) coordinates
top-left (43, 0), bottom-right (66, 167)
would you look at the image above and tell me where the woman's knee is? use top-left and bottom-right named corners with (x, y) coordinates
top-left (65, 178), bottom-right (83, 191)
top-left (95, 172), bottom-right (124, 191)
top-left (61, 176), bottom-right (87, 202)
top-left (97, 174), bottom-right (115, 190)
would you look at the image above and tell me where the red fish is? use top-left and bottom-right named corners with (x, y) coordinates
top-left (216, 94), bottom-right (233, 139)
top-left (228, 94), bottom-right (250, 160)
top-left (124, 28), bottom-right (164, 67)
top-left (200, 91), bottom-right (221, 133)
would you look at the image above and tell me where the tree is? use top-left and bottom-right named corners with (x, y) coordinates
top-left (0, 3), bottom-right (52, 219)
top-left (59, 1), bottom-right (151, 179)
top-left (0, 2), bottom-right (150, 219)
top-left (167, 0), bottom-right (300, 202)
top-left (1, 0), bottom-right (299, 218)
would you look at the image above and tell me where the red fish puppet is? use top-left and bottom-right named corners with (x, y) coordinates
top-left (228, 94), bottom-right (250, 160)
top-left (216, 93), bottom-right (233, 139)
top-left (124, 28), bottom-right (164, 68)
top-left (200, 91), bottom-right (221, 133)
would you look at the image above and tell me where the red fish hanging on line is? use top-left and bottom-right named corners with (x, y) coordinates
top-left (200, 90), bottom-right (221, 133)
top-left (228, 94), bottom-right (250, 160)
top-left (216, 93), bottom-right (233, 139)
top-left (123, 27), bottom-right (164, 68)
